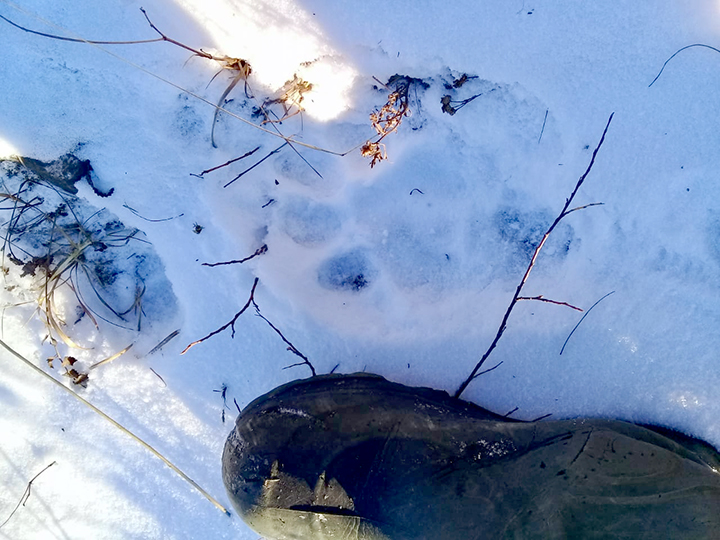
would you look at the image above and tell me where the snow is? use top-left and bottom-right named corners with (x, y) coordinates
top-left (1, 0), bottom-right (720, 538)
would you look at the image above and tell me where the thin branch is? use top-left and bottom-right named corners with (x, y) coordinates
top-left (504, 407), bottom-right (519, 418)
top-left (517, 295), bottom-right (583, 312)
top-left (191, 146), bottom-right (260, 178)
top-left (253, 307), bottom-right (316, 376)
top-left (181, 276), bottom-right (315, 375)
top-left (564, 202), bottom-right (604, 216)
top-left (454, 113), bottom-right (614, 399)
top-left (224, 144), bottom-right (288, 188)
top-left (474, 360), bottom-right (504, 378)
top-left (0, 461), bottom-right (56, 529)
top-left (202, 245), bottom-right (267, 267)
top-left (181, 278), bottom-right (259, 354)
top-left (649, 44), bottom-right (720, 87)
top-left (560, 290), bottom-right (615, 355)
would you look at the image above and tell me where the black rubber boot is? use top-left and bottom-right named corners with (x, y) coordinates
top-left (222, 373), bottom-right (720, 539)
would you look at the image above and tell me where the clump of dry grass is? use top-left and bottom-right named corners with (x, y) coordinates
top-left (0, 155), bottom-right (145, 380)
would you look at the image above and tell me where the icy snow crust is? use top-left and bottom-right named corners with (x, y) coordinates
top-left (1, 0), bottom-right (720, 538)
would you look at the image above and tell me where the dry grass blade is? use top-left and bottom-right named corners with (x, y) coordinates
top-left (0, 338), bottom-right (230, 515)
top-left (89, 343), bottom-right (133, 370)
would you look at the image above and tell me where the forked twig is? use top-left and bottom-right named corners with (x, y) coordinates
top-left (181, 277), bottom-right (315, 375)
top-left (0, 461), bottom-right (56, 529)
top-left (255, 308), bottom-right (316, 376)
top-left (224, 143), bottom-right (288, 188)
top-left (181, 278), bottom-right (260, 354)
top-left (454, 113), bottom-right (614, 399)
top-left (191, 146), bottom-right (260, 178)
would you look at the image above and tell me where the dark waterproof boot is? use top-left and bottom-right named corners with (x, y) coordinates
top-left (222, 373), bottom-right (720, 539)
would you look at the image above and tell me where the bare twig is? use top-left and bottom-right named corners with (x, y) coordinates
top-left (181, 276), bottom-right (316, 375)
top-left (517, 295), bottom-right (583, 312)
top-left (254, 307), bottom-right (315, 376)
top-left (560, 291), bottom-right (615, 355)
top-left (191, 147), bottom-right (260, 178)
top-left (181, 278), bottom-right (259, 354)
top-left (224, 144), bottom-right (288, 188)
top-left (454, 113), bottom-right (614, 399)
top-left (202, 245), bottom-right (267, 267)
top-left (0, 461), bottom-right (56, 529)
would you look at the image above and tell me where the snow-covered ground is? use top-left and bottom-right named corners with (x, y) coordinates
top-left (1, 0), bottom-right (720, 538)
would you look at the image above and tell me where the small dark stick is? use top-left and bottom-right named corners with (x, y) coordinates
top-left (192, 147), bottom-right (261, 177)
top-left (181, 278), bottom-right (260, 354)
top-left (202, 245), bottom-right (267, 267)
top-left (0, 462), bottom-right (56, 529)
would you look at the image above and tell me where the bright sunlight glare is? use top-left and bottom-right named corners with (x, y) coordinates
top-left (0, 136), bottom-right (18, 158)
top-left (175, 0), bottom-right (357, 122)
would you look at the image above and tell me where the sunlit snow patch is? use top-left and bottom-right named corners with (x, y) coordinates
top-left (0, 136), bottom-right (18, 158)
top-left (175, 0), bottom-right (357, 121)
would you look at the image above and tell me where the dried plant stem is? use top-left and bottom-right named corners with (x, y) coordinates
top-left (560, 290), bottom-right (615, 355)
top-left (454, 113), bottom-right (614, 400)
top-left (0, 461), bottom-right (56, 529)
top-left (649, 43), bottom-right (720, 87)
top-left (0, 338), bottom-right (230, 516)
